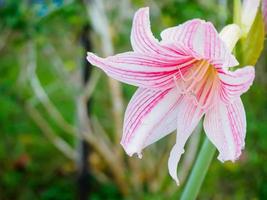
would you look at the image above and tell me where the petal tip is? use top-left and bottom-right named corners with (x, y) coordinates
top-left (120, 141), bottom-right (143, 158)
top-left (168, 145), bottom-right (185, 185)
top-left (86, 52), bottom-right (97, 64)
top-left (135, 7), bottom-right (149, 16)
top-left (217, 150), bottom-right (242, 163)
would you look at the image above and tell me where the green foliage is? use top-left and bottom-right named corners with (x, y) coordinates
top-left (237, 10), bottom-right (265, 66)
top-left (236, 10), bottom-right (265, 66)
top-left (161, 0), bottom-right (228, 29)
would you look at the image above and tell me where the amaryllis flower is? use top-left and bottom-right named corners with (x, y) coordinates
top-left (87, 7), bottom-right (255, 184)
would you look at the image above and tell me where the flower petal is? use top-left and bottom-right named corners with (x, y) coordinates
top-left (131, 7), bottom-right (179, 57)
top-left (160, 20), bottom-right (238, 68)
top-left (87, 51), bottom-right (196, 89)
top-left (219, 24), bottom-right (241, 51)
top-left (121, 87), bottom-right (182, 156)
top-left (203, 97), bottom-right (246, 162)
top-left (218, 66), bottom-right (255, 103)
top-left (168, 96), bottom-right (204, 184)
top-left (160, 19), bottom-right (203, 48)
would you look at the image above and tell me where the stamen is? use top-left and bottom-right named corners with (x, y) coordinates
top-left (190, 94), bottom-right (209, 109)
top-left (194, 61), bottom-right (210, 82)
top-left (178, 68), bottom-right (188, 82)
top-left (175, 59), bottom-right (215, 110)
top-left (193, 72), bottom-right (215, 110)
top-left (186, 64), bottom-right (208, 92)
top-left (178, 67), bottom-right (198, 82)
top-left (173, 75), bottom-right (186, 95)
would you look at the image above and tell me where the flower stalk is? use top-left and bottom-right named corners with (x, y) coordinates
top-left (180, 137), bottom-right (216, 200)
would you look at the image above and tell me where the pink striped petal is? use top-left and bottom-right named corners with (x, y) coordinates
top-left (168, 96), bottom-right (204, 184)
top-left (121, 88), bottom-right (182, 157)
top-left (203, 97), bottom-right (246, 162)
top-left (160, 20), bottom-right (238, 68)
top-left (87, 51), bottom-right (196, 89)
top-left (218, 66), bottom-right (255, 103)
top-left (131, 7), bottom-right (180, 57)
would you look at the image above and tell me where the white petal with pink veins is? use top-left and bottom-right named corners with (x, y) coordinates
top-left (218, 66), bottom-right (255, 103)
top-left (204, 97), bottom-right (246, 162)
top-left (168, 96), bottom-right (204, 184)
top-left (131, 7), bottom-right (184, 58)
top-left (160, 19), bottom-right (238, 68)
top-left (87, 51), bottom-right (196, 89)
top-left (121, 87), bottom-right (182, 156)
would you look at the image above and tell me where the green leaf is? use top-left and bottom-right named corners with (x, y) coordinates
top-left (239, 10), bottom-right (265, 66)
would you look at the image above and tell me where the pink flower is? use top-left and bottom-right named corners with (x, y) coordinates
top-left (87, 7), bottom-right (255, 184)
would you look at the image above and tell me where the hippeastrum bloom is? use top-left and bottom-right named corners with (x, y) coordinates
top-left (87, 7), bottom-right (255, 184)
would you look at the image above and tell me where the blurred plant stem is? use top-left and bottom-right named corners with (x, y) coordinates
top-left (86, 0), bottom-right (124, 146)
top-left (25, 41), bottom-right (78, 137)
top-left (22, 37), bottom-right (128, 195)
top-left (24, 40), bottom-right (78, 160)
top-left (25, 102), bottom-right (78, 160)
top-left (76, 94), bottom-right (128, 196)
top-left (180, 138), bottom-right (216, 200)
top-left (0, 29), bottom-right (11, 52)
top-left (30, 74), bottom-right (78, 136)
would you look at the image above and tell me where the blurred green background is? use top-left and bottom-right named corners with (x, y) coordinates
top-left (0, 0), bottom-right (267, 199)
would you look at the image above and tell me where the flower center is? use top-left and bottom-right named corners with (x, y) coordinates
top-left (174, 60), bottom-right (218, 110)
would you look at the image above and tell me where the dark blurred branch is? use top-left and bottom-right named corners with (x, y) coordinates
top-left (77, 94), bottom-right (129, 196)
top-left (85, 0), bottom-right (124, 145)
top-left (76, 23), bottom-right (93, 200)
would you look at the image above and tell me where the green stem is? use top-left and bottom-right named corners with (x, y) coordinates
top-left (180, 137), bottom-right (216, 200)
top-left (233, 0), bottom-right (242, 25)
